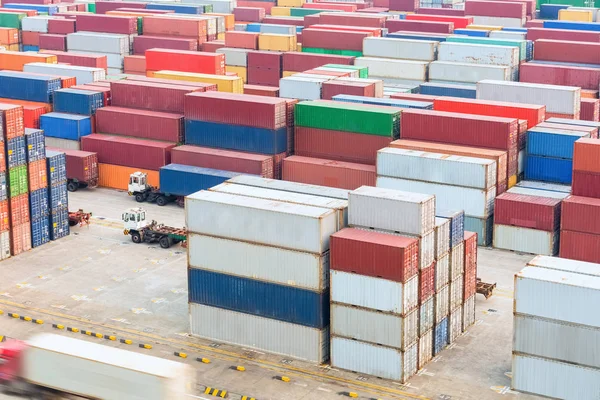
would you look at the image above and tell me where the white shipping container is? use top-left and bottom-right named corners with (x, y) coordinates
top-left (488, 30), bottom-right (527, 40)
top-left (217, 48), bottom-right (249, 67)
top-left (209, 182), bottom-right (348, 229)
top-left (471, 15), bottom-right (525, 27)
top-left (331, 303), bottom-right (418, 349)
top-left (419, 296), bottom-right (434, 335)
top-left (448, 306), bottom-right (463, 343)
top-left (362, 37), bottom-right (438, 61)
top-left (0, 231), bottom-right (10, 260)
top-left (348, 186), bottom-right (435, 236)
top-left (227, 175), bottom-right (349, 199)
top-left (516, 180), bottom-right (571, 193)
top-left (450, 242), bottom-right (465, 281)
top-left (477, 79), bottom-right (581, 115)
top-left (435, 285), bottom-right (450, 323)
top-left (21, 16), bottom-right (50, 33)
top-left (331, 337), bottom-right (418, 382)
top-left (330, 270), bottom-right (419, 315)
top-left (188, 234), bottom-right (329, 291)
top-left (70, 50), bottom-right (124, 69)
top-left (354, 57), bottom-right (429, 81)
top-left (418, 329), bottom-right (434, 369)
top-left (258, 23), bottom-right (296, 35)
top-left (514, 313), bottom-right (600, 369)
top-left (67, 32), bottom-right (130, 55)
top-left (377, 147), bottom-right (497, 190)
top-left (316, 67), bottom-right (359, 78)
top-left (45, 137), bottom-right (80, 150)
top-left (435, 253), bottom-right (450, 291)
top-left (429, 61), bottom-right (512, 84)
top-left (189, 303), bottom-right (329, 363)
top-left (515, 266), bottom-right (600, 328)
top-left (493, 225), bottom-right (559, 256)
top-left (23, 63), bottom-right (105, 85)
top-left (450, 275), bottom-right (464, 311)
top-left (192, 0), bottom-right (235, 13)
top-left (435, 217), bottom-right (450, 258)
top-left (512, 354), bottom-right (600, 400)
top-left (438, 42), bottom-right (519, 68)
top-left (527, 255), bottom-right (600, 277)
top-left (463, 294), bottom-right (475, 331)
top-left (279, 77), bottom-right (324, 100)
top-left (399, 230), bottom-right (435, 270)
top-left (377, 176), bottom-right (496, 219)
top-left (507, 186), bottom-right (570, 200)
top-left (107, 68), bottom-right (124, 76)
top-left (185, 191), bottom-right (338, 254)
top-left (518, 149), bottom-right (524, 176)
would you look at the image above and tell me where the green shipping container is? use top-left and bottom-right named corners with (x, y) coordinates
top-left (295, 100), bottom-right (400, 137)
top-left (290, 8), bottom-right (334, 16)
top-left (538, 0), bottom-right (597, 9)
top-left (446, 36), bottom-right (527, 61)
top-left (0, 12), bottom-right (26, 29)
top-left (8, 165), bottom-right (28, 198)
top-left (302, 47), bottom-right (363, 57)
top-left (137, 16), bottom-right (142, 35)
top-left (323, 64), bottom-right (369, 79)
top-left (88, 3), bottom-right (96, 13)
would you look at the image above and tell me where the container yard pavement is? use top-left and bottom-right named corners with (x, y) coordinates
top-left (0, 188), bottom-right (540, 400)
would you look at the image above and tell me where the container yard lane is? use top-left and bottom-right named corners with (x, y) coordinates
top-left (0, 189), bottom-right (538, 400)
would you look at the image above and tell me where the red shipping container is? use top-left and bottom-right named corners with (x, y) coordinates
top-left (0, 8), bottom-right (36, 16)
top-left (40, 50), bottom-right (108, 70)
top-left (0, 99), bottom-right (47, 129)
top-left (143, 16), bottom-right (207, 43)
top-left (225, 31), bottom-right (259, 49)
top-left (0, 201), bottom-right (8, 232)
top-left (75, 14), bottom-right (137, 34)
top-left (243, 84), bottom-right (279, 97)
top-left (282, 155), bottom-right (376, 190)
top-left (282, 52), bottom-right (354, 72)
top-left (464, 231), bottom-right (477, 274)
top-left (272, 152), bottom-right (286, 179)
top-left (561, 195), bottom-right (600, 235)
top-left (308, 24), bottom-right (382, 37)
top-left (389, 0), bottom-right (418, 11)
top-left (184, 92), bottom-right (287, 129)
top-left (321, 80), bottom-right (376, 99)
top-left (304, 3), bottom-right (357, 11)
top-left (81, 134), bottom-right (175, 171)
top-left (494, 192), bottom-right (561, 231)
top-left (233, 7), bottom-right (265, 22)
top-left (47, 147), bottom-right (99, 187)
top-left (386, 19), bottom-right (454, 33)
top-left (201, 40), bottom-right (225, 52)
top-left (95, 0), bottom-right (146, 14)
top-left (172, 145), bottom-right (274, 178)
top-left (319, 12), bottom-right (387, 28)
top-left (145, 49), bottom-right (225, 75)
top-left (247, 67), bottom-right (280, 87)
top-left (301, 28), bottom-right (372, 51)
top-left (123, 55), bottom-right (145, 75)
top-left (21, 30), bottom-right (39, 46)
top-left (304, 13), bottom-right (320, 27)
top-left (581, 98), bottom-right (600, 122)
top-left (0, 104), bottom-right (24, 139)
top-left (405, 14), bottom-right (472, 29)
top-left (28, 159), bottom-right (48, 192)
top-left (517, 119), bottom-right (528, 150)
top-left (39, 34), bottom-right (66, 51)
top-left (416, 7), bottom-right (465, 16)
top-left (247, 51), bottom-right (282, 69)
top-left (133, 36), bottom-right (198, 55)
top-left (573, 137), bottom-right (600, 174)
top-left (110, 80), bottom-right (208, 113)
top-left (71, 85), bottom-right (110, 106)
top-left (96, 107), bottom-right (184, 143)
top-left (391, 92), bottom-right (439, 102)
top-left (533, 39), bottom-right (600, 66)
top-left (419, 263), bottom-right (435, 301)
top-left (10, 222), bottom-right (31, 256)
top-left (465, 0), bottom-right (525, 18)
top-left (572, 170), bottom-right (600, 199)
top-left (263, 16), bottom-right (305, 26)
top-left (559, 230), bottom-right (600, 263)
top-left (433, 97), bottom-right (545, 129)
top-left (527, 27), bottom-right (600, 43)
top-left (330, 227), bottom-right (419, 283)
top-left (10, 194), bottom-right (30, 227)
top-left (492, 0), bottom-right (535, 16)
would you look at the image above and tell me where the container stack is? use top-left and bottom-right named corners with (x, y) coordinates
top-left (512, 256), bottom-right (600, 400)
top-left (46, 149), bottom-right (69, 241)
top-left (432, 216), bottom-right (451, 356)
top-left (25, 128), bottom-right (49, 248)
top-left (462, 231), bottom-right (477, 331)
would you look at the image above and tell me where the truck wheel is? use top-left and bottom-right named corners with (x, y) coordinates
top-left (135, 193), bottom-right (145, 203)
top-left (156, 196), bottom-right (167, 207)
top-left (159, 236), bottom-right (172, 249)
top-left (67, 181), bottom-right (79, 192)
top-left (131, 232), bottom-right (142, 244)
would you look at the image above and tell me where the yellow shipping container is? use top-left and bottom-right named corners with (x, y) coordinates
top-left (277, 0), bottom-right (304, 7)
top-left (226, 65), bottom-right (247, 83)
top-left (217, 32), bottom-right (225, 40)
top-left (466, 24), bottom-right (502, 30)
top-left (558, 9), bottom-right (593, 22)
top-left (98, 164), bottom-right (160, 191)
top-left (297, 43), bottom-right (302, 51)
top-left (5, 44), bottom-right (19, 51)
top-left (271, 6), bottom-right (291, 16)
top-left (258, 33), bottom-right (297, 51)
top-left (508, 175), bottom-right (517, 188)
top-left (206, 13), bottom-right (235, 31)
top-left (150, 70), bottom-right (244, 93)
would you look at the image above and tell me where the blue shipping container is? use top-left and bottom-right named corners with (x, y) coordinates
top-left (40, 113), bottom-right (92, 141)
top-left (53, 89), bottom-right (104, 116)
top-left (543, 20), bottom-right (600, 32)
top-left (3, 3), bottom-right (58, 14)
top-left (526, 128), bottom-right (588, 159)
top-left (420, 82), bottom-right (477, 99)
top-left (24, 128), bottom-right (45, 163)
top-left (454, 28), bottom-right (490, 37)
top-left (48, 182), bottom-right (68, 210)
top-left (502, 27), bottom-right (528, 32)
top-left (31, 217), bottom-right (50, 248)
top-left (331, 94), bottom-right (433, 109)
top-left (7, 136), bottom-right (26, 168)
top-left (188, 267), bottom-right (329, 329)
top-left (525, 155), bottom-right (572, 184)
top-left (525, 40), bottom-right (533, 61)
top-left (22, 45), bottom-right (39, 52)
top-left (160, 164), bottom-right (242, 197)
top-left (433, 317), bottom-right (448, 356)
top-left (0, 172), bottom-right (7, 202)
top-left (436, 209), bottom-right (465, 249)
top-left (0, 71), bottom-right (61, 103)
top-left (387, 32), bottom-right (448, 41)
top-left (146, 3), bottom-right (208, 13)
top-left (46, 150), bottom-right (67, 186)
top-left (29, 188), bottom-right (49, 220)
top-left (185, 120), bottom-right (288, 155)
top-left (49, 206), bottom-right (69, 240)
top-left (464, 215), bottom-right (493, 246)
top-left (539, 4), bottom-right (571, 19)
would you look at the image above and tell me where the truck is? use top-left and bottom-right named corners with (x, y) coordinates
top-left (123, 207), bottom-right (187, 248)
top-left (47, 147), bottom-right (99, 192)
top-left (0, 333), bottom-right (196, 399)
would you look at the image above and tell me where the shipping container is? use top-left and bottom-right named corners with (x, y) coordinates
top-left (516, 180), bottom-right (571, 194)
top-left (10, 193), bottom-right (30, 227)
top-left (45, 149), bottom-right (66, 186)
top-left (405, 14), bottom-right (473, 29)
top-left (434, 254), bottom-right (450, 292)
top-left (385, 19), bottom-right (454, 34)
top-left (28, 158), bottom-right (47, 192)
top-left (23, 63), bottom-right (105, 85)
top-left (449, 242), bottom-right (465, 282)
top-left (48, 180), bottom-right (67, 210)
top-left (433, 317), bottom-right (448, 355)
top-left (561, 195), bottom-right (600, 235)
top-left (7, 136), bottom-right (26, 169)
top-left (66, 31), bottom-right (129, 55)
top-left (7, 166), bottom-right (26, 198)
top-left (96, 107), bottom-right (183, 143)
top-left (418, 329), bottom-right (433, 369)
top-left (39, 50), bottom-right (108, 71)
top-left (40, 113), bottom-right (91, 141)
top-left (494, 192), bottom-right (561, 232)
top-left (362, 37), bottom-right (437, 61)
top-left (301, 28), bottom-right (371, 52)
top-left (159, 164), bottom-right (239, 197)
top-left (525, 155), bottom-right (572, 184)
top-left (75, 14), bottom-right (137, 34)
top-left (438, 42), bottom-right (519, 70)
top-left (448, 306), bottom-right (463, 344)
top-left (53, 89), bottom-right (103, 116)
top-left (528, 127), bottom-right (589, 159)
top-left (133, 35), bottom-right (197, 55)
top-left (282, 52), bottom-right (354, 72)
top-left (98, 163), bottom-right (159, 191)
top-left (434, 217), bottom-right (450, 259)
top-left (279, 76), bottom-right (327, 101)
top-left (494, 225), bottom-right (558, 255)
top-left (10, 222), bottom-right (31, 255)
top-left (146, 49), bottom-right (224, 75)
top-left (227, 175), bottom-right (349, 200)
top-left (282, 156), bottom-right (376, 190)
top-left (29, 187), bottom-right (48, 221)
top-left (142, 16), bottom-right (208, 42)
top-left (436, 209), bottom-right (465, 249)
top-left (429, 61), bottom-right (511, 83)
top-left (419, 263), bottom-right (435, 302)
top-left (526, 27), bottom-right (600, 43)
top-left (354, 57), bottom-right (428, 81)
top-left (0, 71), bottom-right (61, 103)
top-left (44, 137), bottom-right (80, 151)
top-left (463, 295), bottom-right (475, 332)
top-left (449, 275), bottom-right (463, 311)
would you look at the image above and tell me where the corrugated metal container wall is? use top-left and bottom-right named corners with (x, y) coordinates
top-left (282, 52), bottom-right (355, 72)
top-left (96, 107), bottom-right (184, 143)
top-left (227, 175), bottom-right (349, 200)
top-left (40, 113), bottom-right (92, 141)
top-left (75, 14), bottom-right (137, 34)
top-left (433, 317), bottom-right (449, 355)
top-left (448, 306), bottom-right (463, 343)
top-left (494, 193), bottom-right (561, 231)
top-left (52, 89), bottom-right (103, 116)
top-left (436, 209), bottom-right (465, 249)
top-left (429, 61), bottom-right (511, 83)
top-left (533, 39), bottom-right (600, 65)
top-left (24, 128), bottom-right (44, 163)
top-left (561, 195), bottom-right (600, 235)
top-left (449, 276), bottom-right (464, 311)
top-left (385, 19), bottom-right (454, 34)
top-left (0, 230), bottom-right (10, 260)
top-left (23, 63), bottom-right (106, 85)
top-left (7, 136), bottom-right (26, 169)
top-left (418, 329), bottom-right (433, 369)
top-left (0, 71), bottom-right (61, 103)
top-left (10, 222), bottom-right (32, 256)
top-left (525, 155), bottom-right (572, 184)
top-left (449, 242), bottom-right (464, 281)
top-left (282, 156), bottom-right (376, 190)
top-left (559, 230), bottom-right (600, 263)
top-left (526, 27), bottom-right (600, 42)
top-left (494, 225), bottom-right (559, 255)
top-left (49, 207), bottom-right (69, 240)
top-left (419, 263), bottom-right (435, 302)
top-left (146, 49), bottom-right (225, 75)
top-left (28, 159), bottom-right (47, 192)
top-left (434, 217), bottom-right (450, 258)
top-left (435, 254), bottom-right (450, 292)
top-left (29, 188), bottom-right (48, 221)
top-left (462, 295), bottom-right (476, 331)
top-left (133, 36), bottom-right (198, 55)
top-left (420, 296), bottom-right (435, 335)
top-left (362, 37), bottom-right (437, 61)
top-left (527, 128), bottom-right (589, 159)
top-left (189, 303), bottom-right (329, 363)
top-left (354, 57), bottom-right (428, 81)
top-left (160, 164), bottom-right (239, 197)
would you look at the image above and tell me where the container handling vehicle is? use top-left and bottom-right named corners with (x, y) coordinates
top-left (122, 207), bottom-right (187, 248)
top-left (128, 171), bottom-right (182, 206)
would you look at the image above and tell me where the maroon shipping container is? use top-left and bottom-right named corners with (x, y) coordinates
top-left (321, 80), bottom-right (376, 100)
top-left (96, 106), bottom-right (184, 143)
top-left (525, 19), bottom-right (544, 28)
top-left (95, 0), bottom-right (146, 14)
top-left (282, 52), bottom-right (354, 72)
top-left (247, 66), bottom-right (280, 87)
top-left (39, 34), bottom-right (66, 51)
top-left (318, 12), bottom-right (387, 27)
top-left (533, 39), bottom-right (600, 66)
top-left (581, 98), bottom-right (600, 122)
top-left (572, 170), bottom-right (600, 199)
top-left (494, 192), bottom-right (561, 231)
top-left (273, 151), bottom-right (286, 179)
top-left (39, 50), bottom-right (108, 70)
top-left (262, 16), bottom-right (305, 26)
top-left (75, 14), bottom-right (137, 35)
top-left (464, 231), bottom-right (477, 274)
top-left (527, 27), bottom-right (600, 43)
top-left (71, 84), bottom-right (110, 106)
top-left (143, 16), bottom-right (207, 42)
top-left (301, 28), bottom-right (371, 51)
top-left (81, 134), bottom-right (175, 170)
top-left (385, 19), bottom-right (454, 33)
top-left (304, 13), bottom-right (320, 28)
top-left (282, 155), bottom-right (376, 190)
top-left (47, 147), bottom-right (99, 188)
top-left (110, 80), bottom-right (208, 113)
top-left (517, 119), bottom-right (527, 150)
top-left (389, 0), bottom-right (418, 11)
top-left (359, 7), bottom-right (391, 14)
top-left (419, 263), bottom-right (435, 301)
top-left (247, 50), bottom-right (282, 69)
top-left (171, 145), bottom-right (274, 178)
top-left (330, 227), bottom-right (419, 283)
top-left (47, 18), bottom-right (75, 34)
top-left (243, 84), bottom-right (279, 97)
top-left (184, 92), bottom-right (287, 129)
top-left (559, 230), bottom-right (600, 263)
top-left (233, 7), bottom-right (265, 22)
top-left (561, 195), bottom-right (600, 235)
top-left (225, 31), bottom-right (259, 49)
top-left (295, 127), bottom-right (392, 165)
top-left (465, 0), bottom-right (525, 18)
top-left (133, 35), bottom-right (198, 55)
top-left (201, 40), bottom-right (225, 52)
top-left (416, 7), bottom-right (465, 16)
top-left (391, 92), bottom-right (439, 102)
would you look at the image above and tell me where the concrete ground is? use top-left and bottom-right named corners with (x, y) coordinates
top-left (0, 188), bottom-right (541, 400)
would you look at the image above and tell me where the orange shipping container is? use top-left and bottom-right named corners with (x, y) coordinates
top-left (10, 194), bottom-right (30, 227)
top-left (145, 49), bottom-right (225, 75)
top-left (0, 98), bottom-right (50, 129)
top-left (28, 159), bottom-right (48, 192)
top-left (98, 163), bottom-right (160, 191)
top-left (123, 55), bottom-right (146, 74)
top-left (0, 201), bottom-right (8, 232)
top-left (0, 103), bottom-right (24, 139)
top-left (573, 138), bottom-right (600, 174)
top-left (0, 51), bottom-right (57, 71)
top-left (10, 222), bottom-right (31, 256)
top-left (0, 28), bottom-right (19, 45)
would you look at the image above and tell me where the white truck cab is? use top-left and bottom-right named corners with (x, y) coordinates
top-left (122, 208), bottom-right (148, 231)
top-left (128, 172), bottom-right (149, 194)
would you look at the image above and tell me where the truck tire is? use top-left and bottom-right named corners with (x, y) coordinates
top-left (67, 181), bottom-right (79, 192)
top-left (156, 195), bottom-right (167, 207)
top-left (135, 193), bottom-right (145, 203)
top-left (131, 232), bottom-right (142, 244)
top-left (159, 236), bottom-right (172, 249)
